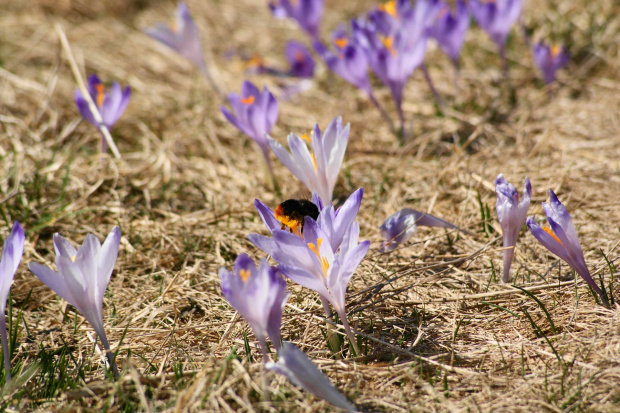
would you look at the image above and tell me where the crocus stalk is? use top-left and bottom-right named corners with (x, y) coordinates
top-left (469, 0), bottom-right (522, 81)
top-left (495, 174), bottom-right (531, 283)
top-left (144, 2), bottom-right (221, 95)
top-left (0, 222), bottom-right (25, 383)
top-left (221, 81), bottom-right (279, 189)
top-left (249, 189), bottom-right (369, 355)
top-left (267, 116), bottom-right (349, 205)
top-left (28, 226), bottom-right (122, 376)
top-left (74, 74), bottom-right (131, 153)
top-left (266, 341), bottom-right (356, 412)
top-left (380, 208), bottom-right (472, 252)
top-left (269, 0), bottom-right (324, 41)
top-left (527, 190), bottom-right (609, 306)
top-left (532, 42), bottom-right (570, 87)
top-left (219, 254), bottom-right (290, 363)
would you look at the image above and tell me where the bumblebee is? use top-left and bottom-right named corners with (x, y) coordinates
top-left (274, 199), bottom-right (319, 236)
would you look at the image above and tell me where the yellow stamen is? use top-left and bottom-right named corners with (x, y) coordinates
top-left (246, 55), bottom-right (264, 69)
top-left (308, 238), bottom-right (329, 278)
top-left (95, 84), bottom-right (105, 108)
top-left (551, 45), bottom-right (561, 58)
top-left (378, 0), bottom-right (397, 18)
top-left (380, 36), bottom-right (397, 56)
top-left (334, 37), bottom-right (348, 49)
top-left (543, 227), bottom-right (562, 245)
top-left (70, 255), bottom-right (76, 262)
top-left (294, 51), bottom-right (305, 62)
top-left (240, 269), bottom-right (251, 282)
top-left (241, 95), bottom-right (255, 105)
top-left (275, 205), bottom-right (302, 237)
top-left (299, 133), bottom-right (317, 170)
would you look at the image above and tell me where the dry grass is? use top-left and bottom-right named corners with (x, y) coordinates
top-left (1, 0), bottom-right (620, 411)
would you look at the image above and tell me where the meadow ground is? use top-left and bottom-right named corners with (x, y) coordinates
top-left (1, 0), bottom-right (620, 411)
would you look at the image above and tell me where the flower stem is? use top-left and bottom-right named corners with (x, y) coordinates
top-left (367, 91), bottom-right (396, 133)
top-left (97, 328), bottom-right (120, 379)
top-left (339, 311), bottom-right (360, 357)
top-left (421, 64), bottom-right (445, 114)
top-left (0, 313), bottom-right (11, 383)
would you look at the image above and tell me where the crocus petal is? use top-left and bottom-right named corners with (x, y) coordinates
top-left (28, 262), bottom-right (79, 309)
top-left (266, 342), bottom-right (357, 412)
top-left (254, 199), bottom-right (281, 231)
top-left (97, 226), bottom-right (121, 303)
top-left (0, 222), bottom-right (25, 313)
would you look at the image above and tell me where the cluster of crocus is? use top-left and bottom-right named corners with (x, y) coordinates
top-left (527, 191), bottom-right (610, 306)
top-left (75, 74), bottom-right (131, 153)
top-left (532, 42), bottom-right (570, 86)
top-left (0, 222), bottom-right (25, 383)
top-left (379, 208), bottom-right (471, 252)
top-left (29, 226), bottom-right (122, 376)
top-left (220, 254), bottom-right (356, 411)
top-left (495, 174), bottom-right (531, 283)
top-left (268, 116), bottom-right (349, 205)
top-left (244, 41), bottom-right (315, 79)
top-left (249, 188), bottom-right (369, 355)
top-left (269, 0), bottom-right (324, 41)
top-left (144, 2), bottom-right (221, 94)
top-left (221, 81), bottom-right (279, 184)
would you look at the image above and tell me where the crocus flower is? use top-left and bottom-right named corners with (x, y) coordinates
top-left (429, 0), bottom-right (469, 66)
top-left (267, 116), bottom-right (349, 205)
top-left (144, 2), bottom-right (207, 74)
top-left (286, 41), bottom-right (315, 78)
top-left (74, 75), bottom-right (131, 152)
top-left (527, 190), bottom-right (609, 306)
top-left (220, 254), bottom-right (289, 362)
top-left (469, 0), bottom-right (522, 49)
top-left (495, 174), bottom-right (531, 283)
top-left (380, 208), bottom-right (471, 252)
top-left (533, 42), bottom-right (570, 85)
top-left (28, 226), bottom-right (122, 375)
top-left (0, 222), bottom-right (25, 383)
top-left (249, 190), bottom-right (369, 354)
top-left (266, 341), bottom-right (356, 412)
top-left (221, 81), bottom-right (278, 169)
top-left (314, 27), bottom-right (372, 95)
top-left (269, 0), bottom-right (324, 41)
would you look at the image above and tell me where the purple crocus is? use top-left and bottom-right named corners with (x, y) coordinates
top-left (286, 41), bottom-right (315, 78)
top-left (249, 189), bottom-right (369, 354)
top-left (429, 0), bottom-right (469, 66)
top-left (220, 254), bottom-right (289, 363)
top-left (74, 75), bottom-right (131, 152)
top-left (527, 190), bottom-right (609, 306)
top-left (266, 341), bottom-right (356, 411)
top-left (533, 42), bottom-right (570, 85)
top-left (314, 27), bottom-right (372, 95)
top-left (0, 222), bottom-right (25, 383)
top-left (380, 208), bottom-right (471, 252)
top-left (28, 226), bottom-right (122, 375)
top-left (267, 116), bottom-right (349, 205)
top-left (469, 0), bottom-right (522, 49)
top-left (269, 0), bottom-right (324, 41)
top-left (495, 174), bottom-right (531, 283)
top-left (145, 3), bottom-right (205, 73)
top-left (221, 81), bottom-right (278, 173)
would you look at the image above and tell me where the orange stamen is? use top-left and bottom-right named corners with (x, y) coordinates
top-left (334, 37), bottom-right (348, 49)
top-left (543, 227), bottom-right (562, 245)
top-left (246, 55), bottom-right (264, 69)
top-left (241, 95), bottom-right (255, 105)
top-left (551, 45), bottom-right (561, 58)
top-left (95, 83), bottom-right (105, 108)
top-left (378, 1), bottom-right (397, 18)
top-left (308, 238), bottom-right (329, 278)
top-left (380, 36), bottom-right (397, 56)
top-left (240, 269), bottom-right (251, 282)
top-left (275, 205), bottom-right (302, 237)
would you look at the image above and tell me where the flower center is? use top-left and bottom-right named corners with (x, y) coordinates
top-left (550, 45), bottom-right (561, 58)
top-left (380, 36), bottom-right (397, 56)
top-left (239, 269), bottom-right (251, 282)
top-left (95, 84), bottom-right (105, 108)
top-left (307, 238), bottom-right (329, 278)
top-left (241, 95), bottom-right (255, 105)
top-left (334, 37), bottom-right (348, 49)
top-left (543, 227), bottom-right (562, 245)
top-left (300, 133), bottom-right (318, 170)
top-left (378, 1), bottom-right (397, 18)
